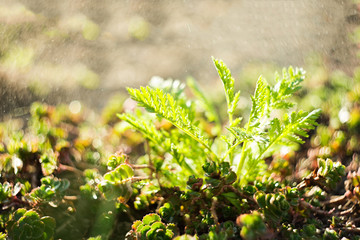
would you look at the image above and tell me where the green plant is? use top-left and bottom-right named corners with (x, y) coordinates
top-left (126, 213), bottom-right (176, 240)
top-left (236, 211), bottom-right (266, 240)
top-left (6, 208), bottom-right (55, 240)
top-left (29, 176), bottom-right (70, 205)
top-left (119, 58), bottom-right (321, 187)
top-left (2, 56), bottom-right (360, 239)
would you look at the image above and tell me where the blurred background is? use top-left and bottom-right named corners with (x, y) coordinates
top-left (0, 0), bottom-right (359, 118)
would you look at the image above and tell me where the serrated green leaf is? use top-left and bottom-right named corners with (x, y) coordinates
top-left (150, 222), bottom-right (166, 231)
top-left (41, 216), bottom-right (56, 239)
top-left (13, 208), bottom-right (27, 221)
top-left (212, 57), bottom-right (241, 125)
top-left (117, 164), bottom-right (134, 180)
top-left (221, 192), bottom-right (242, 211)
top-left (247, 76), bottom-right (270, 128)
top-left (124, 86), bottom-right (216, 159)
top-left (138, 225), bottom-right (151, 238)
top-left (212, 57), bottom-right (235, 104)
top-left (142, 214), bottom-right (161, 226)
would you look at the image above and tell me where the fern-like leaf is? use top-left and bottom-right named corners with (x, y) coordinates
top-left (118, 112), bottom-right (166, 148)
top-left (126, 86), bottom-right (216, 158)
top-left (270, 67), bottom-right (305, 109)
top-left (212, 57), bottom-right (241, 124)
top-left (212, 57), bottom-right (235, 104)
top-left (118, 112), bottom-right (199, 177)
top-left (233, 67), bottom-right (320, 184)
top-left (259, 109), bottom-right (321, 159)
top-left (247, 76), bottom-right (270, 129)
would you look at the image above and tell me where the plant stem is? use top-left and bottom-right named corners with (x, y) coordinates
top-left (236, 141), bottom-right (248, 183)
top-left (221, 140), bottom-right (241, 162)
top-left (228, 111), bottom-right (233, 127)
top-left (171, 121), bottom-right (219, 162)
top-left (132, 164), bottom-right (156, 171)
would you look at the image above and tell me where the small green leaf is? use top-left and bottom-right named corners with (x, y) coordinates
top-left (13, 208), bottom-right (26, 221)
top-left (222, 192), bottom-right (242, 212)
top-left (142, 214), bottom-right (161, 226)
top-left (150, 222), bottom-right (166, 231)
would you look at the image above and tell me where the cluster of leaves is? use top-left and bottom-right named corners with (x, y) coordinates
top-left (117, 58), bottom-right (360, 239)
top-left (121, 58), bottom-right (321, 187)
top-left (124, 158), bottom-right (349, 239)
top-left (6, 208), bottom-right (55, 240)
top-left (0, 101), bottom-right (142, 239)
top-left (1, 56), bottom-right (360, 239)
top-left (126, 213), bottom-right (176, 240)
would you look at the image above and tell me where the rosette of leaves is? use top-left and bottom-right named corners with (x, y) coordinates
top-left (107, 153), bottom-right (127, 170)
top-left (202, 161), bottom-right (237, 189)
top-left (197, 221), bottom-right (239, 240)
top-left (316, 158), bottom-right (345, 190)
top-left (98, 163), bottom-right (134, 201)
top-left (29, 176), bottom-right (69, 205)
top-left (236, 211), bottom-right (267, 240)
top-left (299, 158), bottom-right (346, 191)
top-left (6, 208), bottom-right (55, 240)
top-left (126, 213), bottom-right (175, 240)
top-left (255, 192), bottom-right (290, 224)
top-left (0, 181), bottom-right (24, 213)
top-left (280, 223), bottom-right (319, 239)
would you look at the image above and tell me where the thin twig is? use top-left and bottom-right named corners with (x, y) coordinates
top-left (299, 200), bottom-right (335, 216)
top-left (323, 195), bottom-right (347, 205)
top-left (63, 195), bottom-right (78, 201)
top-left (58, 164), bottom-right (83, 175)
top-left (210, 197), bottom-right (219, 229)
top-left (297, 175), bottom-right (330, 192)
top-left (339, 204), bottom-right (356, 216)
top-left (132, 164), bottom-right (156, 171)
top-left (350, 217), bottom-right (360, 223)
top-left (128, 176), bottom-right (151, 183)
top-left (145, 140), bottom-right (163, 189)
top-left (336, 227), bottom-right (360, 234)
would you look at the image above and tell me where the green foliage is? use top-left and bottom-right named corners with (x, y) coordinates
top-left (0, 182), bottom-right (12, 203)
top-left (123, 58), bottom-right (321, 187)
top-left (237, 211), bottom-right (266, 240)
top-left (39, 151), bottom-right (58, 176)
top-left (123, 86), bottom-right (213, 154)
top-left (98, 163), bottom-right (135, 201)
top-left (299, 158), bottom-right (346, 191)
top-left (6, 208), bottom-right (55, 240)
top-left (228, 66), bottom-right (321, 184)
top-left (126, 213), bottom-right (175, 240)
top-left (323, 228), bottom-right (339, 240)
top-left (255, 192), bottom-right (290, 224)
top-left (316, 158), bottom-right (346, 189)
top-left (107, 153), bottom-right (127, 170)
top-left (30, 176), bottom-right (70, 205)
top-left (0, 232), bottom-right (6, 240)
top-left (187, 77), bottom-right (221, 129)
top-left (2, 56), bottom-right (360, 239)
top-left (173, 235), bottom-right (197, 240)
top-left (212, 57), bottom-right (241, 125)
